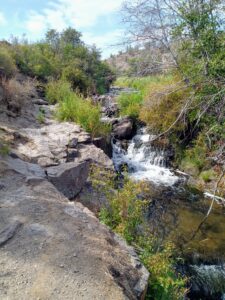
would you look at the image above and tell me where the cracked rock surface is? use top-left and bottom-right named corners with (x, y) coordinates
top-left (0, 93), bottom-right (149, 299)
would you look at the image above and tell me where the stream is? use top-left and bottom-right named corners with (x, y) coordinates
top-left (101, 87), bottom-right (225, 299)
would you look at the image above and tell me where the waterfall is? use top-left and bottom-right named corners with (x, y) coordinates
top-left (112, 128), bottom-right (179, 186)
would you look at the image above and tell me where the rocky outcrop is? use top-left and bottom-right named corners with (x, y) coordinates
top-left (0, 92), bottom-right (149, 299)
top-left (0, 156), bottom-right (149, 300)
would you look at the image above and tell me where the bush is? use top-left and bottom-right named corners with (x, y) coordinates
top-left (0, 141), bottom-right (10, 156)
top-left (0, 49), bottom-right (17, 78)
top-left (183, 133), bottom-right (209, 172)
top-left (139, 237), bottom-right (187, 300)
top-left (8, 29), bottom-right (114, 95)
top-left (62, 65), bottom-right (89, 94)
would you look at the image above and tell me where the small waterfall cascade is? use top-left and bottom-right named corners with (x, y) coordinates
top-left (112, 127), bottom-right (179, 186)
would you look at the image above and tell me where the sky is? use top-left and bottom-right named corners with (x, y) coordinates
top-left (0, 0), bottom-right (125, 58)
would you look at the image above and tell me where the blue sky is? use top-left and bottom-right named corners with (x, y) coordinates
top-left (0, 0), bottom-right (125, 58)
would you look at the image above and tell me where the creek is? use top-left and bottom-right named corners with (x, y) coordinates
top-left (113, 127), bottom-right (225, 299)
top-left (101, 87), bottom-right (225, 299)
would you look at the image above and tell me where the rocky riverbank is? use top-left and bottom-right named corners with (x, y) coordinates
top-left (0, 80), bottom-right (149, 299)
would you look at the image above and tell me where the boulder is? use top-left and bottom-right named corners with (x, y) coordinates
top-left (113, 117), bottom-right (136, 140)
top-left (46, 160), bottom-right (90, 199)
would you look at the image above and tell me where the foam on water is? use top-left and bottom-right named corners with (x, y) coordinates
top-left (112, 128), bottom-right (179, 186)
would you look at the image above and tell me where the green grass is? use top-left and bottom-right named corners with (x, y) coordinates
top-left (117, 92), bottom-right (143, 118)
top-left (115, 75), bottom-right (175, 120)
top-left (46, 80), bottom-right (111, 137)
top-left (115, 74), bottom-right (174, 95)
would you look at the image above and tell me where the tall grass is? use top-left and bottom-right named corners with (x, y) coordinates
top-left (118, 92), bottom-right (143, 118)
top-left (46, 80), bottom-right (110, 137)
top-left (115, 74), bottom-right (174, 95)
top-left (115, 74), bottom-right (176, 120)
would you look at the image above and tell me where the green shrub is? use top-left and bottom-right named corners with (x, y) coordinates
top-left (0, 50), bottom-right (17, 78)
top-left (118, 92), bottom-right (143, 118)
top-left (37, 107), bottom-right (45, 124)
top-left (62, 65), bottom-right (89, 94)
top-left (140, 77), bottom-right (190, 133)
top-left (139, 237), bottom-right (187, 300)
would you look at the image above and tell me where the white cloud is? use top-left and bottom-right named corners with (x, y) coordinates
top-left (25, 0), bottom-right (123, 33)
top-left (26, 12), bottom-right (46, 34)
top-left (0, 12), bottom-right (7, 26)
top-left (83, 29), bottom-right (125, 58)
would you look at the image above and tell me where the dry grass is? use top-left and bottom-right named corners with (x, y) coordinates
top-left (140, 77), bottom-right (191, 133)
top-left (2, 77), bottom-right (36, 113)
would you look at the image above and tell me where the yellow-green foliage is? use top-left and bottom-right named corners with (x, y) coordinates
top-left (46, 80), bottom-right (110, 137)
top-left (140, 77), bottom-right (190, 133)
top-left (115, 75), bottom-right (190, 131)
top-left (91, 166), bottom-right (187, 299)
top-left (0, 49), bottom-right (17, 78)
top-left (115, 75), bottom-right (174, 95)
top-left (139, 236), bottom-right (187, 300)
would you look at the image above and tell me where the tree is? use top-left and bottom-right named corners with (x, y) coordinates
top-left (122, 0), bottom-right (225, 79)
top-left (60, 27), bottom-right (82, 47)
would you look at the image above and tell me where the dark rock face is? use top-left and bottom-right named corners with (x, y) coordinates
top-left (112, 117), bottom-right (136, 140)
top-left (47, 160), bottom-right (90, 199)
top-left (93, 136), bottom-right (112, 158)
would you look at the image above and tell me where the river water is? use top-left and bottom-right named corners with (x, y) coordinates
top-left (104, 88), bottom-right (225, 299)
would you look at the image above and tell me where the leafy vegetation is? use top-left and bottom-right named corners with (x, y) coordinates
top-left (91, 166), bottom-right (187, 299)
top-left (46, 80), bottom-right (110, 137)
top-left (0, 48), bottom-right (17, 78)
top-left (1, 28), bottom-right (114, 95)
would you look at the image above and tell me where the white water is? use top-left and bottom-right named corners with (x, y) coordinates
top-left (112, 128), bottom-right (179, 186)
